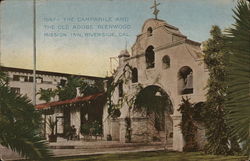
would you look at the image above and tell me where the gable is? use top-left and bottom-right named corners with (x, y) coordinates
top-left (131, 18), bottom-right (187, 56)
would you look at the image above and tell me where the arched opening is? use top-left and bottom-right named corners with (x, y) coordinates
top-left (147, 27), bottom-right (153, 37)
top-left (134, 85), bottom-right (173, 143)
top-left (132, 68), bottom-right (138, 83)
top-left (162, 55), bottom-right (170, 69)
top-left (178, 66), bottom-right (193, 95)
top-left (145, 46), bottom-right (155, 69)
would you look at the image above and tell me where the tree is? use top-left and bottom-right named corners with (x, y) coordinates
top-left (37, 88), bottom-right (57, 103)
top-left (225, 0), bottom-right (250, 157)
top-left (178, 97), bottom-right (198, 152)
top-left (57, 76), bottom-right (81, 101)
top-left (0, 70), bottom-right (52, 160)
top-left (0, 69), bottom-right (8, 85)
top-left (202, 25), bottom-right (240, 155)
top-left (57, 76), bottom-right (104, 101)
top-left (79, 80), bottom-right (104, 97)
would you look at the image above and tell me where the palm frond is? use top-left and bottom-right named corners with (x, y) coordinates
top-left (225, 0), bottom-right (250, 155)
top-left (0, 73), bottom-right (52, 160)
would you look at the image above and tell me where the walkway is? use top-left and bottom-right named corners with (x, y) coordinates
top-left (1, 137), bottom-right (173, 160)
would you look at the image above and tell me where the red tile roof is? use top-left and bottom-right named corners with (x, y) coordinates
top-left (35, 93), bottom-right (105, 110)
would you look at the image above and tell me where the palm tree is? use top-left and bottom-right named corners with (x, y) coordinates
top-left (225, 0), bottom-right (250, 158)
top-left (0, 70), bottom-right (52, 160)
top-left (0, 69), bottom-right (8, 85)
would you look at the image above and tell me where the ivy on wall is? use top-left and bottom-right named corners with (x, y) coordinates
top-left (106, 63), bottom-right (141, 119)
top-left (106, 63), bottom-right (173, 142)
top-left (178, 97), bottom-right (199, 152)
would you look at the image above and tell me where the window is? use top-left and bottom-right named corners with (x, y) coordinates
top-left (36, 77), bottom-right (43, 83)
top-left (13, 75), bottom-right (20, 81)
top-left (162, 55), bottom-right (170, 69)
top-left (10, 87), bottom-right (20, 94)
top-left (19, 76), bottom-right (28, 82)
top-left (24, 76), bottom-right (28, 82)
top-left (118, 81), bottom-right (123, 97)
top-left (147, 27), bottom-right (153, 37)
top-left (60, 79), bottom-right (66, 87)
top-left (178, 66), bottom-right (193, 95)
top-left (29, 76), bottom-right (33, 82)
top-left (132, 68), bottom-right (138, 83)
top-left (145, 46), bottom-right (155, 69)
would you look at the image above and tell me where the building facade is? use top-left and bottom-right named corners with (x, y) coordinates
top-left (103, 18), bottom-right (209, 151)
top-left (1, 66), bottom-right (105, 104)
top-left (1, 66), bottom-right (107, 140)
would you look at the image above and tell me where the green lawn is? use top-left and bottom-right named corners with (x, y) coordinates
top-left (53, 151), bottom-right (247, 161)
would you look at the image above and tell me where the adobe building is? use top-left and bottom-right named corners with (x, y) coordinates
top-left (1, 66), bottom-right (105, 104)
top-left (1, 66), bottom-right (107, 140)
top-left (103, 8), bottom-right (209, 151)
top-left (36, 92), bottom-right (106, 140)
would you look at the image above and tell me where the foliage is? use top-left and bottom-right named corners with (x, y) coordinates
top-left (134, 86), bottom-right (172, 115)
top-left (57, 76), bottom-right (81, 101)
top-left (79, 80), bottom-right (103, 97)
top-left (0, 69), bottom-right (8, 85)
top-left (57, 76), bottom-right (104, 101)
top-left (37, 88), bottom-right (57, 102)
top-left (224, 0), bottom-right (250, 157)
top-left (133, 86), bottom-right (172, 132)
top-left (108, 107), bottom-right (121, 119)
top-left (80, 122), bottom-right (91, 135)
top-left (91, 120), bottom-right (103, 136)
top-left (178, 97), bottom-right (199, 152)
top-left (106, 63), bottom-right (172, 137)
top-left (0, 70), bottom-right (52, 160)
top-left (80, 121), bottom-right (102, 136)
top-left (135, 87), bottom-right (167, 134)
top-left (93, 79), bottom-right (105, 93)
top-left (106, 64), bottom-right (135, 119)
top-left (202, 26), bottom-right (241, 155)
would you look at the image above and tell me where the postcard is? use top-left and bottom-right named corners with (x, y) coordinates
top-left (1, 0), bottom-right (247, 161)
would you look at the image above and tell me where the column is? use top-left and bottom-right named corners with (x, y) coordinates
top-left (172, 115), bottom-right (185, 151)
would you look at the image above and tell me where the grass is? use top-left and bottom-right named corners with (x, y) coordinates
top-left (51, 151), bottom-right (247, 161)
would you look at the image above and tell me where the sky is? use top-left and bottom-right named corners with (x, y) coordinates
top-left (0, 0), bottom-right (237, 77)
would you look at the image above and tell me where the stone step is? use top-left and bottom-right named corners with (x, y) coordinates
top-left (49, 142), bottom-right (167, 149)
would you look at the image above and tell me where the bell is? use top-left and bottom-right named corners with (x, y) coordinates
top-left (183, 72), bottom-right (193, 94)
top-left (184, 72), bottom-right (193, 89)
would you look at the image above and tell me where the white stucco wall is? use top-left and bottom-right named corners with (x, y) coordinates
top-left (103, 18), bottom-right (209, 151)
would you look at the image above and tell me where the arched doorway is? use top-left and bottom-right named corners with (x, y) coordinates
top-left (133, 85), bottom-right (173, 145)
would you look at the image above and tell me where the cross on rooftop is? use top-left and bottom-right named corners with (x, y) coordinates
top-left (150, 0), bottom-right (160, 19)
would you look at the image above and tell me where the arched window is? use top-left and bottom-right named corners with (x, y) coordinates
top-left (178, 66), bottom-right (193, 95)
top-left (118, 81), bottom-right (123, 97)
top-left (147, 27), bottom-right (153, 37)
top-left (132, 68), bottom-right (138, 83)
top-left (145, 46), bottom-right (155, 69)
top-left (162, 55), bottom-right (170, 69)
